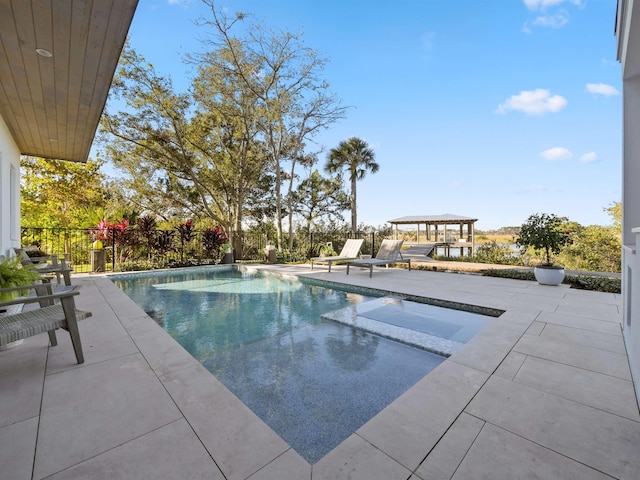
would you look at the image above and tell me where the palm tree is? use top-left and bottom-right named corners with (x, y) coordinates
top-left (325, 137), bottom-right (379, 236)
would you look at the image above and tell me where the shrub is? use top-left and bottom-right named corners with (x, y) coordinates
top-left (565, 275), bottom-right (621, 293)
top-left (473, 241), bottom-right (520, 265)
top-left (483, 269), bottom-right (536, 281)
top-left (483, 269), bottom-right (620, 293)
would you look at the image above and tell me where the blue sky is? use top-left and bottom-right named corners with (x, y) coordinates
top-left (121, 0), bottom-right (621, 230)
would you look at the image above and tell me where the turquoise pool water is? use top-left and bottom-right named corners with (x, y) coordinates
top-left (112, 267), bottom-right (450, 463)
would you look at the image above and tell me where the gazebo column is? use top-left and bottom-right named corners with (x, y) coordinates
top-left (444, 224), bottom-right (449, 255)
top-left (434, 225), bottom-right (438, 253)
top-left (471, 222), bottom-right (475, 255)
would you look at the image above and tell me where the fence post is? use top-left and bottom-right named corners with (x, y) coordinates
top-left (111, 227), bottom-right (116, 272)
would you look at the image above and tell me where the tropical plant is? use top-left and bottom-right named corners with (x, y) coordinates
top-left (176, 219), bottom-right (195, 244)
top-left (326, 137), bottom-right (379, 236)
top-left (0, 256), bottom-right (43, 300)
top-left (137, 215), bottom-right (157, 243)
top-left (155, 231), bottom-right (175, 255)
top-left (202, 226), bottom-right (228, 258)
top-left (516, 213), bottom-right (572, 266)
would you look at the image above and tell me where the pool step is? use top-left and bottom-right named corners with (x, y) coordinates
top-left (321, 297), bottom-right (465, 357)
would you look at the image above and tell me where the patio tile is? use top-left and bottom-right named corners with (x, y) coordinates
top-left (447, 324), bottom-right (523, 374)
top-left (563, 288), bottom-right (619, 302)
top-left (118, 312), bottom-right (200, 377)
top-left (514, 334), bottom-right (631, 380)
top-left (357, 361), bottom-right (488, 470)
top-left (488, 308), bottom-right (538, 333)
top-left (414, 412), bottom-right (484, 480)
top-left (525, 320), bottom-right (546, 336)
top-left (0, 334), bottom-right (48, 428)
top-left (452, 423), bottom-right (613, 480)
top-left (0, 416), bottom-right (38, 480)
top-left (246, 449), bottom-right (311, 480)
top-left (556, 302), bottom-right (621, 323)
top-left (96, 277), bottom-right (149, 317)
top-left (493, 351), bottom-right (527, 380)
top-left (45, 312), bottom-right (139, 375)
top-left (312, 434), bottom-right (411, 480)
top-left (160, 363), bottom-right (290, 480)
top-left (466, 376), bottom-right (640, 479)
top-left (540, 323), bottom-right (626, 354)
top-left (514, 356), bottom-right (640, 420)
top-left (536, 310), bottom-right (623, 335)
top-left (34, 353), bottom-right (182, 479)
top-left (513, 286), bottom-right (569, 300)
top-left (46, 419), bottom-right (224, 480)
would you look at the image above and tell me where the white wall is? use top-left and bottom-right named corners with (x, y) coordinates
top-left (0, 112), bottom-right (21, 258)
top-left (618, 0), bottom-right (640, 402)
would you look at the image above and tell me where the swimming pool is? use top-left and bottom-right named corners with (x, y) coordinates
top-left (112, 266), bottom-right (489, 463)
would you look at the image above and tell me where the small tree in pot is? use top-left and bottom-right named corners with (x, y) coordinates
top-left (517, 213), bottom-right (572, 285)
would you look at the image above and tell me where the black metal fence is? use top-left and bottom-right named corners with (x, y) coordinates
top-left (20, 228), bottom-right (382, 273)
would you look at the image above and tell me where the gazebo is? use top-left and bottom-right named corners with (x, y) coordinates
top-left (388, 214), bottom-right (478, 256)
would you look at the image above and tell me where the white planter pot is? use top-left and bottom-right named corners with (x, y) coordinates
top-left (534, 266), bottom-right (565, 286)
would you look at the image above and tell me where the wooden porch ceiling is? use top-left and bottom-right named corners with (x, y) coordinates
top-left (0, 0), bottom-right (138, 162)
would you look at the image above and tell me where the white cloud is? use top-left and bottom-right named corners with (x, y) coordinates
top-left (585, 83), bottom-right (620, 97)
top-left (496, 89), bottom-right (568, 115)
top-left (523, 0), bottom-right (581, 11)
top-left (580, 152), bottom-right (598, 163)
top-left (540, 147), bottom-right (573, 160)
top-left (523, 0), bottom-right (580, 31)
top-left (532, 13), bottom-right (569, 28)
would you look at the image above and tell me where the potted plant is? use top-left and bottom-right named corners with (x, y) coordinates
top-left (317, 242), bottom-right (337, 258)
top-left (516, 213), bottom-right (572, 285)
top-left (0, 256), bottom-right (43, 299)
top-left (0, 255), bottom-right (43, 349)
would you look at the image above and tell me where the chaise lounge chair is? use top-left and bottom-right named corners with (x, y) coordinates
top-left (311, 238), bottom-right (364, 272)
top-left (346, 239), bottom-right (411, 277)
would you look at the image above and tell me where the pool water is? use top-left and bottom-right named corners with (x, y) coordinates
top-left (112, 267), bottom-right (449, 463)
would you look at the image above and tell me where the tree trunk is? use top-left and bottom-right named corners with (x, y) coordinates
top-left (351, 176), bottom-right (357, 236)
top-left (274, 162), bottom-right (283, 251)
top-left (286, 158), bottom-right (297, 251)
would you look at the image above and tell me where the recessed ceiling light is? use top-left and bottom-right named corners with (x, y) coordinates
top-left (36, 48), bottom-right (52, 58)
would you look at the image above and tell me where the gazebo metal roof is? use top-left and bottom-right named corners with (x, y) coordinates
top-left (388, 214), bottom-right (478, 225)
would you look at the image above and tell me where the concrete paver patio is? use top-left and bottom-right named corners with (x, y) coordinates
top-left (0, 264), bottom-right (638, 479)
